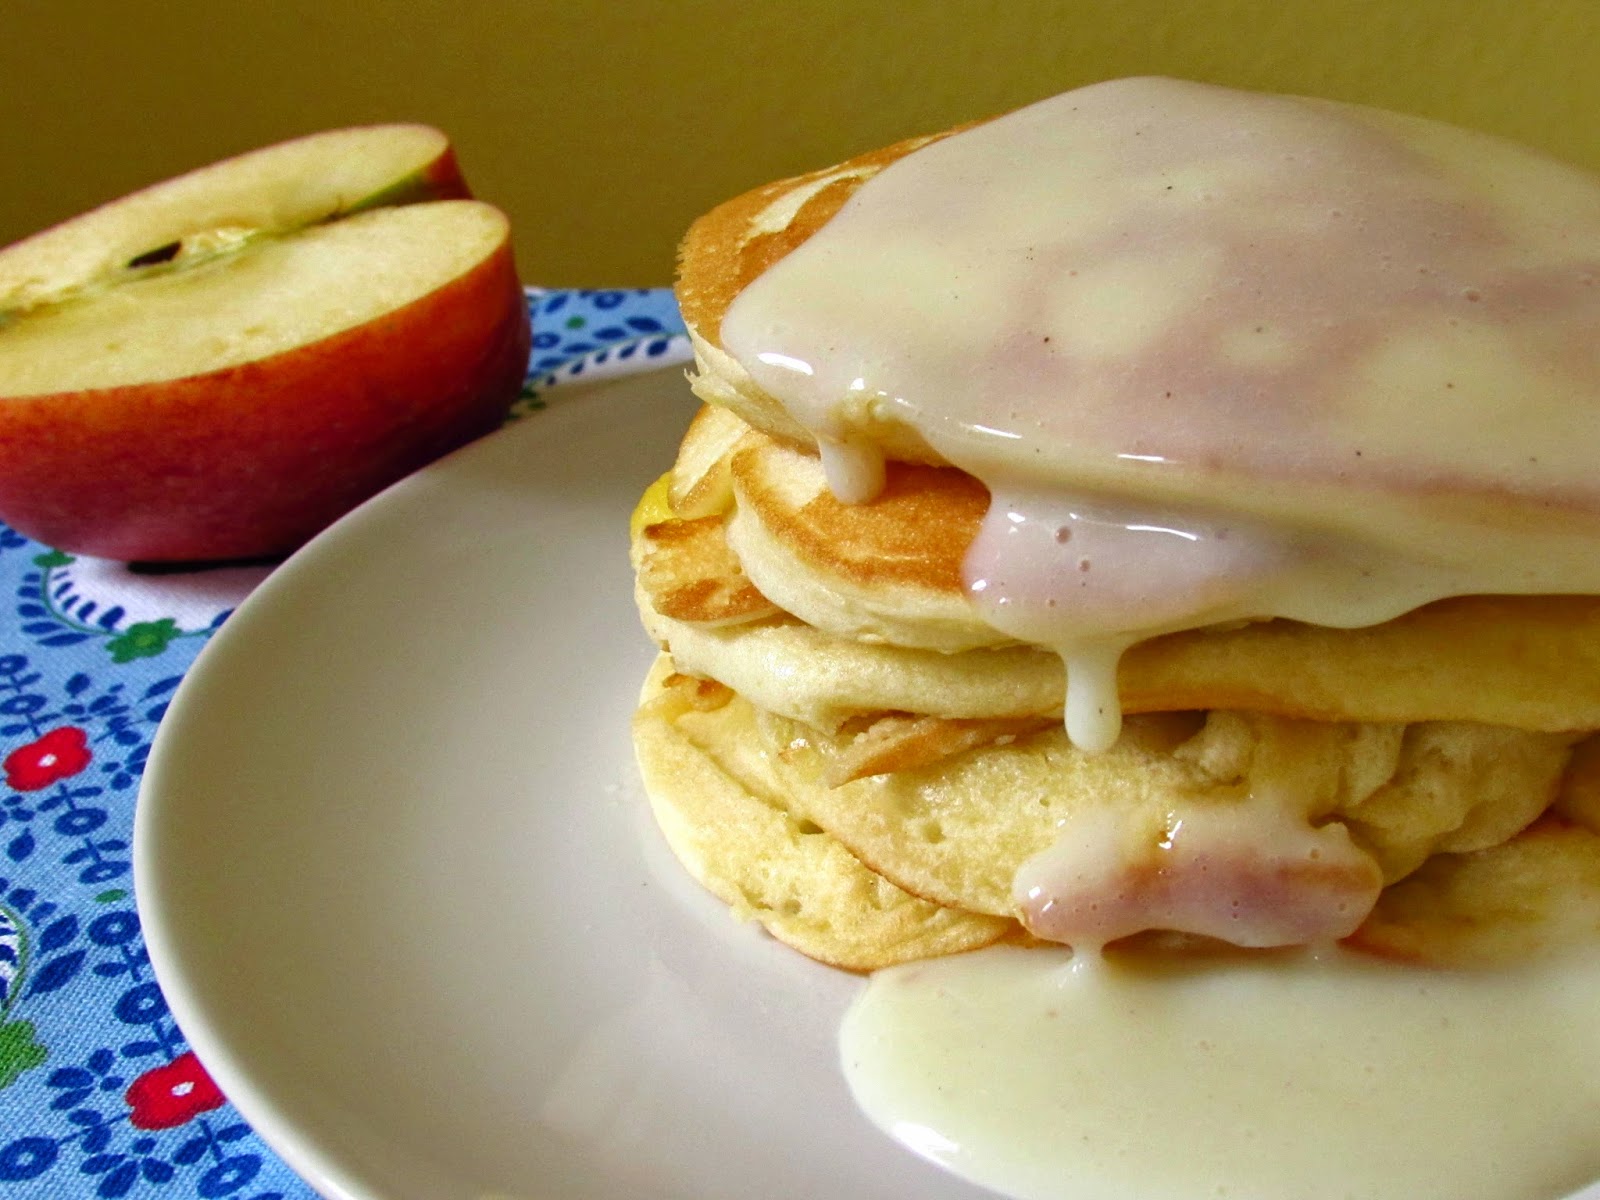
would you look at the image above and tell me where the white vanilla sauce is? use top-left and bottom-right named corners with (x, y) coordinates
top-left (1011, 798), bottom-right (1380, 950)
top-left (720, 76), bottom-right (1600, 752)
top-left (841, 945), bottom-right (1600, 1200)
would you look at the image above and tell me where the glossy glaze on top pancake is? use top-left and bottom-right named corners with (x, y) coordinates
top-left (686, 76), bottom-right (1600, 752)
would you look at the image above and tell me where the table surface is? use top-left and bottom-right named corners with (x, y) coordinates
top-left (0, 288), bottom-right (691, 1200)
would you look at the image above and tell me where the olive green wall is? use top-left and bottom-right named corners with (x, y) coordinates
top-left (4, 1), bottom-right (1597, 285)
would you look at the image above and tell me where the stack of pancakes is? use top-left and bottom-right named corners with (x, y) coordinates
top-left (630, 99), bottom-right (1600, 973)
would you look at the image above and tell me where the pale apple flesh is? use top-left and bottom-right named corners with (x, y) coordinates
top-left (0, 126), bottom-right (530, 561)
top-left (0, 200), bottom-right (515, 395)
top-left (0, 124), bottom-right (469, 323)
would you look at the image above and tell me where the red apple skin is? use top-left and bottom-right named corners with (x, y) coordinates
top-left (0, 237), bottom-right (530, 561)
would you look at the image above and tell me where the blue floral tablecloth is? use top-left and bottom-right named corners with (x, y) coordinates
top-left (0, 288), bottom-right (690, 1199)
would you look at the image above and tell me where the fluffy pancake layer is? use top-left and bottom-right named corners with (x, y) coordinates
top-left (645, 413), bottom-right (1600, 735)
top-left (634, 657), bottom-right (1014, 971)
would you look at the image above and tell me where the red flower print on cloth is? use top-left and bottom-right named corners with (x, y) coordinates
top-left (3, 726), bottom-right (91, 791)
top-left (125, 1051), bottom-right (227, 1130)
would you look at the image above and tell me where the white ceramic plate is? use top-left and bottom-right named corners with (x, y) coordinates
top-left (134, 368), bottom-right (990, 1200)
top-left (133, 366), bottom-right (1600, 1200)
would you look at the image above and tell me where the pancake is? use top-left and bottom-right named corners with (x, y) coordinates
top-left (634, 77), bottom-right (1600, 971)
top-left (692, 83), bottom-right (1600, 555)
top-left (637, 427), bottom-right (1600, 735)
top-left (633, 656), bottom-right (1015, 970)
top-left (727, 434), bottom-right (997, 651)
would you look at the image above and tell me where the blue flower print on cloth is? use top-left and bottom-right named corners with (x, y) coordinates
top-left (0, 289), bottom-right (689, 1198)
top-left (19, 552), bottom-right (268, 664)
top-left (515, 287), bottom-right (691, 413)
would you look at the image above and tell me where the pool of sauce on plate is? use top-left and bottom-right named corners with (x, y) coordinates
top-left (841, 944), bottom-right (1600, 1200)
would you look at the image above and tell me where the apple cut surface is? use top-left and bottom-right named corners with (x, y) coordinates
top-left (0, 126), bottom-right (530, 562)
top-left (1, 201), bottom-right (510, 394)
top-left (0, 124), bottom-right (467, 321)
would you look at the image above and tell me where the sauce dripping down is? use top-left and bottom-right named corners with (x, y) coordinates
top-left (720, 77), bottom-right (1600, 752)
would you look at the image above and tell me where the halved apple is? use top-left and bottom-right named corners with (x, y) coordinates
top-left (0, 124), bottom-right (530, 561)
